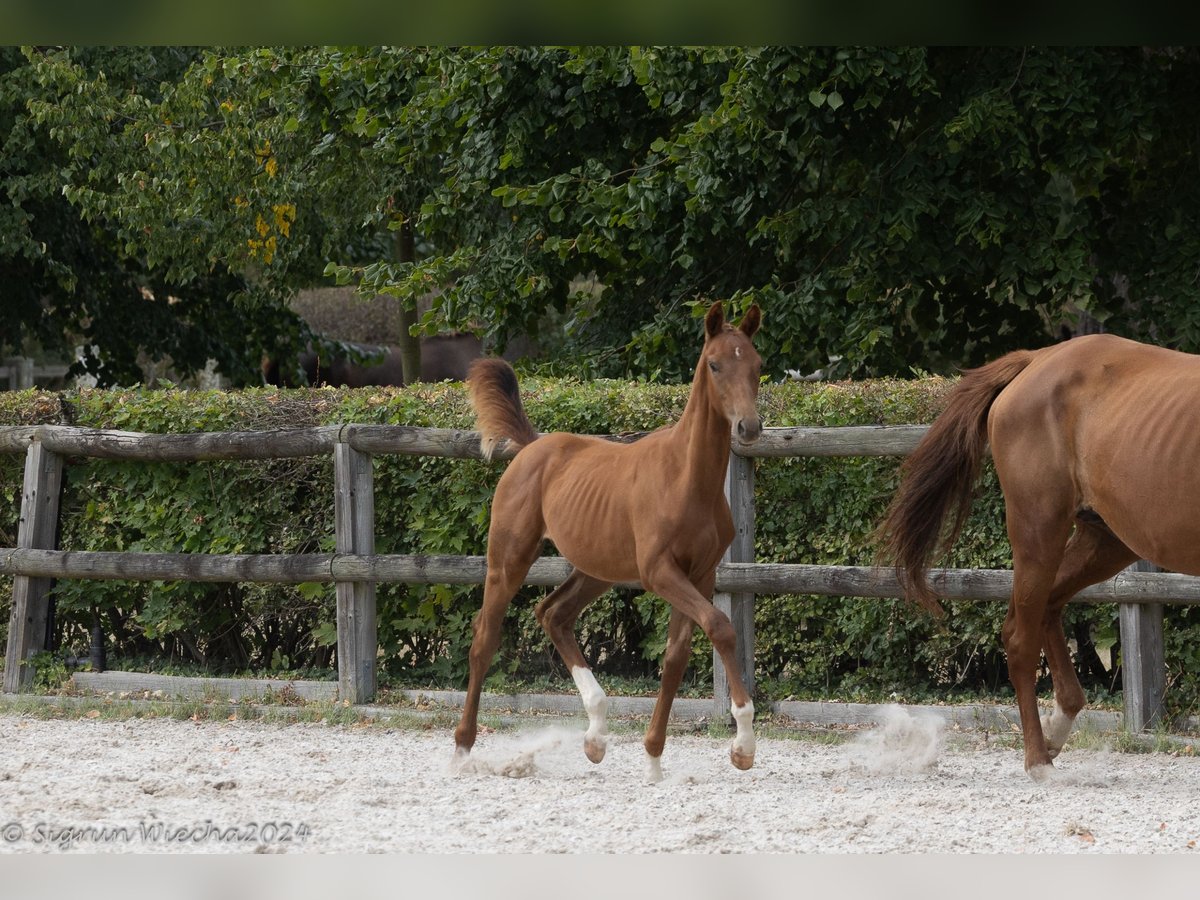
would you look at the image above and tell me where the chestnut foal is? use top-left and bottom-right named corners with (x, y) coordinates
top-left (453, 302), bottom-right (762, 780)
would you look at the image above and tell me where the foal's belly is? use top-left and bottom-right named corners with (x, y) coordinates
top-left (545, 512), bottom-right (726, 587)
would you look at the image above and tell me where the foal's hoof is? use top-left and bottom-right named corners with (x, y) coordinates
top-left (449, 746), bottom-right (470, 775)
top-left (1027, 762), bottom-right (1056, 783)
top-left (730, 747), bottom-right (755, 771)
top-left (645, 754), bottom-right (664, 784)
top-left (584, 736), bottom-right (607, 764)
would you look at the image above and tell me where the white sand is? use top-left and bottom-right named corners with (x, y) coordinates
top-left (1, 707), bottom-right (1198, 853)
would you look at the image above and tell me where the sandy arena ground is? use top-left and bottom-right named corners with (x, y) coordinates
top-left (1, 706), bottom-right (1199, 854)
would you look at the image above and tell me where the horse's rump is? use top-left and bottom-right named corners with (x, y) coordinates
top-left (991, 334), bottom-right (1200, 573)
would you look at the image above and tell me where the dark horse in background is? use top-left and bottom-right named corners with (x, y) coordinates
top-left (879, 333), bottom-right (1200, 780)
top-left (262, 333), bottom-right (486, 387)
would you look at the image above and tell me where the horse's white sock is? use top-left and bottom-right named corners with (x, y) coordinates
top-left (572, 666), bottom-right (609, 750)
top-left (732, 699), bottom-right (756, 761)
top-left (645, 752), bottom-right (664, 784)
top-left (1041, 701), bottom-right (1075, 753)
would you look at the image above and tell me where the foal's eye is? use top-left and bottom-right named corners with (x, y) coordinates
top-left (708, 361), bottom-right (721, 373)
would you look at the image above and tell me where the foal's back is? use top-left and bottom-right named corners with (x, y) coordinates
top-left (491, 426), bottom-right (729, 584)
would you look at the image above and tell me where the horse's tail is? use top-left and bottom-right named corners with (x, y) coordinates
top-left (467, 358), bottom-right (539, 461)
top-left (877, 349), bottom-right (1038, 616)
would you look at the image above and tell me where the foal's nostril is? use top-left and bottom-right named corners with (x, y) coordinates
top-left (737, 418), bottom-right (763, 443)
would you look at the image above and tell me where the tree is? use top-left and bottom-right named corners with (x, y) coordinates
top-left (25, 46), bottom-right (438, 382)
top-left (1, 46), bottom-right (308, 387)
top-left (24, 46), bottom-right (1200, 383)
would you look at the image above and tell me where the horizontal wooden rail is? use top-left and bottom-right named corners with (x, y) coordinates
top-left (737, 425), bottom-right (928, 458)
top-left (0, 423), bottom-right (926, 461)
top-left (4, 548), bottom-right (1198, 606)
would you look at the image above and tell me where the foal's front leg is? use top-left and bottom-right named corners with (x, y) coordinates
top-left (643, 563), bottom-right (756, 774)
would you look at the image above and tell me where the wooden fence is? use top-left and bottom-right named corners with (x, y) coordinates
top-left (1, 358), bottom-right (70, 390)
top-left (0, 422), bottom-right (1187, 730)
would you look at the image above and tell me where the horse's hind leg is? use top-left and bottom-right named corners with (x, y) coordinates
top-left (1002, 501), bottom-right (1074, 779)
top-left (1040, 521), bottom-right (1138, 758)
top-left (452, 493), bottom-right (544, 769)
top-left (534, 570), bottom-right (613, 763)
top-left (643, 606), bottom-right (696, 783)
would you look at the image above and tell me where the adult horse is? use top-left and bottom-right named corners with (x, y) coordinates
top-left (879, 333), bottom-right (1200, 779)
top-left (454, 301), bottom-right (763, 781)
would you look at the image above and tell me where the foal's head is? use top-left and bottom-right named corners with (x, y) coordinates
top-left (701, 301), bottom-right (763, 443)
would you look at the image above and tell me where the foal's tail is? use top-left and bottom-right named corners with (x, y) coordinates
top-left (877, 349), bottom-right (1038, 615)
top-left (467, 358), bottom-right (539, 461)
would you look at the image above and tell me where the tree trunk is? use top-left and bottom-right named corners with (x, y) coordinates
top-left (394, 223), bottom-right (421, 384)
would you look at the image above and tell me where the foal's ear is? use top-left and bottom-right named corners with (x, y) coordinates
top-left (705, 301), bottom-right (725, 339)
top-left (739, 304), bottom-right (761, 339)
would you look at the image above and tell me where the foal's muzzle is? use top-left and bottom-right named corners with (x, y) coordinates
top-left (736, 416), bottom-right (762, 443)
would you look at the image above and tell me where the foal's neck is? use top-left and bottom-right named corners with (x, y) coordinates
top-left (672, 351), bottom-right (731, 489)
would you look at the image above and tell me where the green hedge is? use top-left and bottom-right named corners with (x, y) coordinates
top-left (0, 379), bottom-right (1192, 715)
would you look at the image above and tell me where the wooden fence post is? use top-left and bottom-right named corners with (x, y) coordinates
top-left (713, 452), bottom-right (755, 717)
top-left (4, 440), bottom-right (64, 692)
top-left (1119, 559), bottom-right (1166, 732)
top-left (334, 442), bottom-right (377, 703)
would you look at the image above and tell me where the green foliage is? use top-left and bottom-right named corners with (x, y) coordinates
top-left (0, 376), bottom-right (1169, 708)
top-left (0, 47), bottom-right (307, 386)
top-left (15, 47), bottom-right (1200, 384)
top-left (29, 650), bottom-right (71, 693)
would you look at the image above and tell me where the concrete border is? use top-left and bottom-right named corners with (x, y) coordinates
top-left (396, 687), bottom-right (1124, 733)
top-left (65, 672), bottom-right (1130, 734)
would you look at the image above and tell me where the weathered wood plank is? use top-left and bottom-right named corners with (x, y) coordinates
top-left (735, 425), bottom-right (929, 458)
top-left (4, 442), bottom-right (64, 692)
top-left (334, 443), bottom-right (377, 703)
top-left (32, 424), bottom-right (342, 461)
top-left (1, 423), bottom-right (933, 462)
top-left (345, 424), bottom-right (650, 460)
top-left (0, 426), bottom-right (38, 455)
top-left (714, 453), bottom-right (756, 716)
top-left (6, 549), bottom-right (1200, 608)
top-left (1120, 560), bottom-right (1167, 732)
top-left (0, 548), bottom-right (335, 583)
top-left (332, 554), bottom-right (579, 586)
top-left (346, 424), bottom-right (494, 459)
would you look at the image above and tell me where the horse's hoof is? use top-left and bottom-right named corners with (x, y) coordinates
top-left (1027, 762), bottom-right (1055, 783)
top-left (584, 736), bottom-right (607, 764)
top-left (730, 747), bottom-right (755, 771)
top-left (645, 754), bottom-right (664, 784)
top-left (450, 746), bottom-right (470, 775)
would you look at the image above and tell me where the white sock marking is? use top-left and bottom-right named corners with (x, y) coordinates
top-left (572, 666), bottom-right (608, 749)
top-left (1041, 702), bottom-right (1075, 752)
top-left (732, 699), bottom-right (756, 760)
top-left (645, 752), bottom-right (664, 784)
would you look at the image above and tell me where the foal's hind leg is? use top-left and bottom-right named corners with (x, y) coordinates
top-left (643, 605), bottom-right (696, 783)
top-left (1039, 522), bottom-right (1138, 758)
top-left (452, 499), bottom-right (544, 769)
top-left (534, 570), bottom-right (614, 763)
